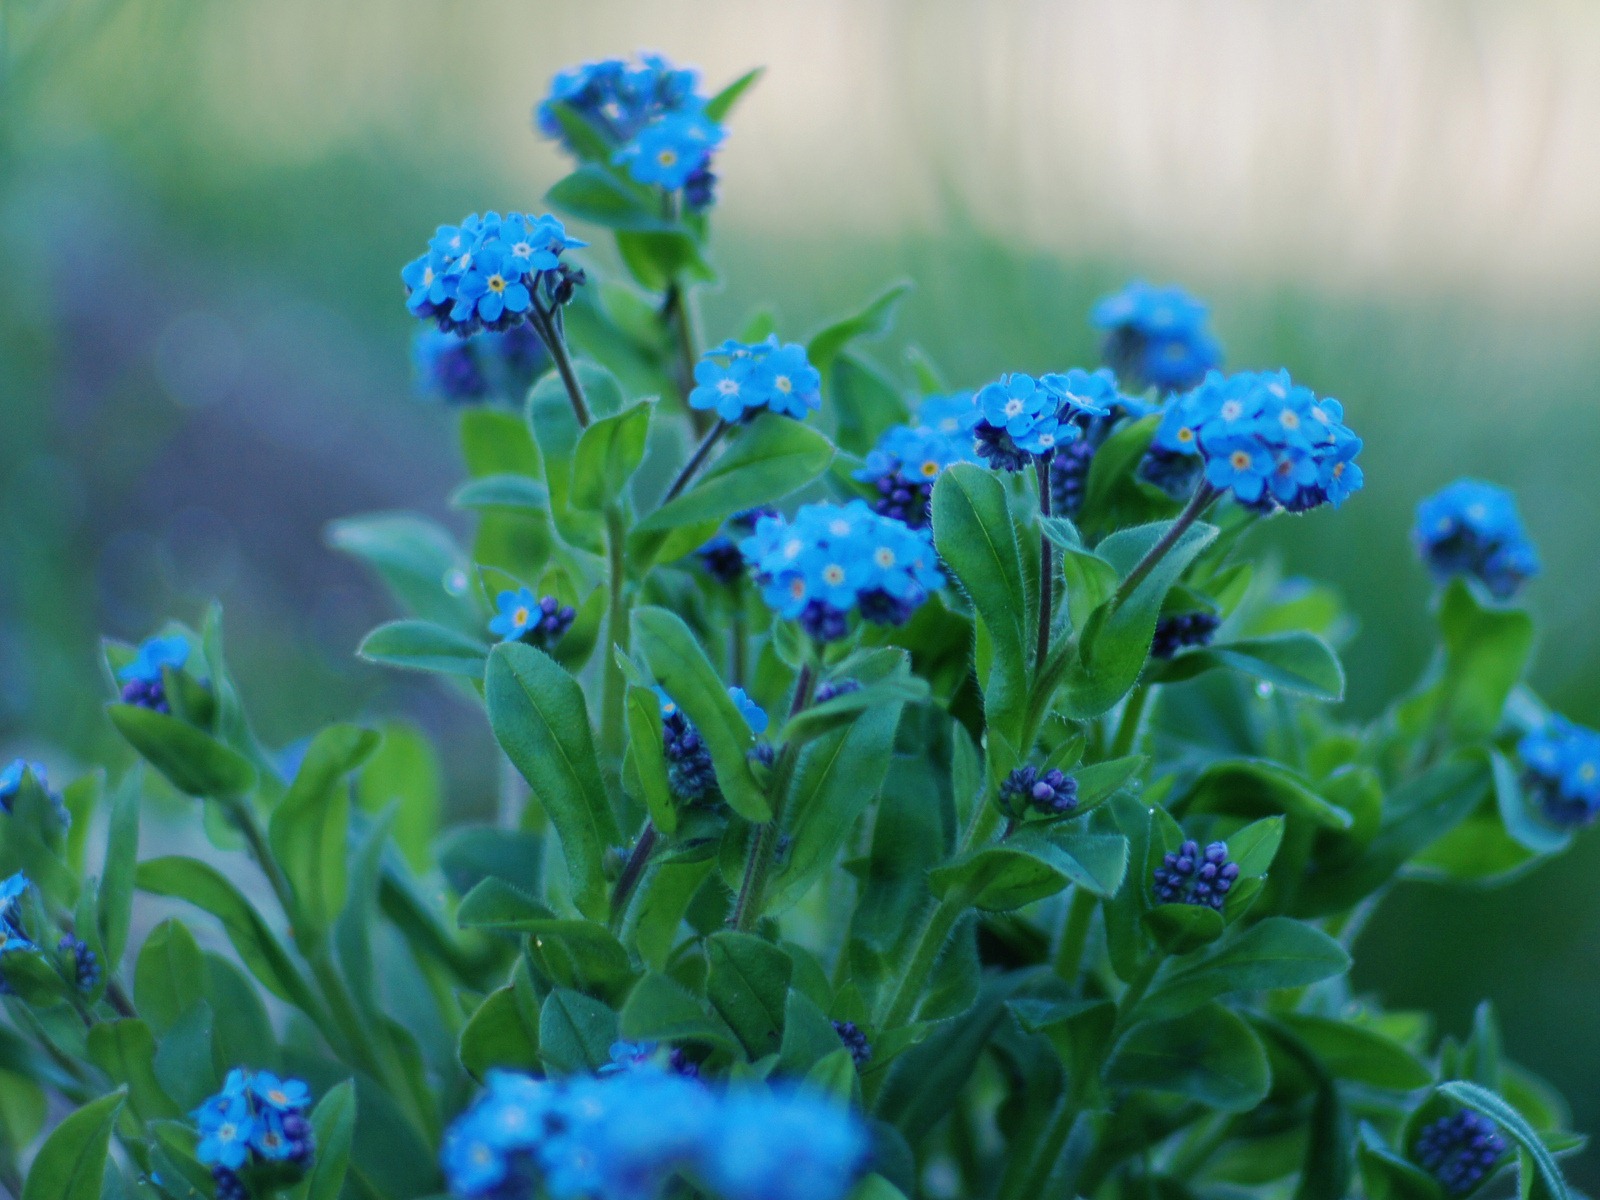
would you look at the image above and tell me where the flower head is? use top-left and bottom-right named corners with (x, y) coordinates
top-left (854, 422), bottom-right (977, 527)
top-left (739, 502), bottom-right (942, 641)
top-left (490, 589), bottom-right (576, 649)
top-left (614, 108), bottom-right (725, 190)
top-left (1518, 717), bottom-right (1600, 827)
top-left (972, 373), bottom-right (1102, 467)
top-left (1, 759), bottom-right (71, 831)
top-left (1152, 839), bottom-right (1239, 910)
top-left (1413, 480), bottom-right (1540, 600)
top-left (1415, 1111), bottom-right (1506, 1195)
top-left (1091, 280), bottom-right (1223, 392)
top-left (689, 337), bottom-right (821, 423)
top-left (998, 765), bottom-right (1078, 818)
top-left (404, 213), bottom-right (586, 336)
top-left (917, 391), bottom-right (981, 437)
top-left (537, 53), bottom-right (703, 151)
top-left (1147, 370), bottom-right (1363, 513)
top-left (1151, 611), bottom-right (1221, 660)
top-left (118, 634), bottom-right (191, 711)
top-left (0, 873), bottom-right (34, 955)
top-left (194, 1068), bottom-right (314, 1174)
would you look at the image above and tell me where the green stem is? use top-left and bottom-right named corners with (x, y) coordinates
top-left (1112, 483), bottom-right (1218, 608)
top-left (610, 822), bottom-right (658, 930)
top-left (730, 663), bottom-right (816, 931)
top-left (662, 280), bottom-right (707, 433)
top-left (530, 301), bottom-right (591, 428)
top-left (1054, 886), bottom-right (1097, 985)
top-left (1035, 457), bottom-right (1055, 673)
top-left (600, 505), bottom-right (631, 761)
top-left (1006, 1097), bottom-right (1083, 1200)
top-left (1113, 954), bottom-right (1163, 1034)
top-left (730, 598), bottom-right (747, 687)
top-left (660, 419), bottom-right (728, 506)
top-left (1110, 684), bottom-right (1152, 759)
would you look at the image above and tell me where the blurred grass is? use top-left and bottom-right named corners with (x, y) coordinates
top-left (4, 0), bottom-right (1600, 1185)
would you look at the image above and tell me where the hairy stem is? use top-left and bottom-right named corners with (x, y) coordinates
top-left (661, 418), bottom-right (728, 506)
top-left (1054, 886), bottom-right (1098, 986)
top-left (731, 663), bottom-right (816, 931)
top-left (1109, 684), bottom-right (1152, 759)
top-left (600, 504), bottom-right (631, 761)
top-left (1035, 456), bottom-right (1055, 673)
top-left (610, 822), bottom-right (658, 929)
top-left (1112, 482), bottom-right (1218, 608)
top-left (662, 280), bottom-right (708, 435)
top-left (530, 301), bottom-right (591, 428)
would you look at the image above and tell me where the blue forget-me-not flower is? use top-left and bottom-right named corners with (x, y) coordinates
top-left (1091, 280), bottom-right (1223, 393)
top-left (1413, 479), bottom-right (1540, 600)
top-left (689, 337), bottom-right (821, 424)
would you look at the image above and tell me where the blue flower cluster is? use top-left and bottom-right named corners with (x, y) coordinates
top-left (1518, 717), bottom-right (1600, 827)
top-left (490, 589), bottom-right (576, 648)
top-left (657, 687), bottom-right (767, 804)
top-left (614, 109), bottom-right (724, 193)
top-left (442, 1069), bottom-right (866, 1200)
top-left (917, 392), bottom-right (981, 438)
top-left (689, 338), bottom-right (821, 424)
top-left (997, 765), bottom-right (1078, 818)
top-left (403, 213), bottom-right (587, 335)
top-left (1, 760), bottom-right (71, 832)
top-left (118, 634), bottom-right (190, 713)
top-left (57, 935), bottom-right (99, 991)
top-left (414, 325), bottom-right (549, 405)
top-left (854, 422), bottom-right (976, 528)
top-left (740, 502), bottom-right (942, 642)
top-left (1151, 611), bottom-right (1221, 660)
top-left (1091, 281), bottom-right (1223, 393)
top-left (193, 1069), bottom-right (315, 1196)
top-left (1413, 480), bottom-right (1540, 600)
top-left (972, 372), bottom-right (1111, 471)
top-left (832, 1021), bottom-right (872, 1067)
top-left (695, 509), bottom-right (774, 585)
top-left (0, 874), bottom-right (34, 957)
top-left (1152, 840), bottom-right (1240, 910)
top-left (1147, 369), bottom-right (1363, 512)
top-left (1414, 1111), bottom-right (1506, 1195)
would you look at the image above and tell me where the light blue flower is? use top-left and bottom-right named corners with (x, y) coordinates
top-left (196, 1095), bottom-right (257, 1170)
top-left (538, 53), bottom-right (702, 151)
top-left (694, 1086), bottom-right (868, 1200)
top-left (688, 338), bottom-right (820, 423)
top-left (118, 635), bottom-right (189, 684)
top-left (689, 356), bottom-right (757, 422)
top-left (615, 109), bottom-right (724, 190)
top-left (917, 391), bottom-right (980, 436)
top-left (727, 687), bottom-right (769, 734)
top-left (1414, 480), bottom-right (1540, 599)
top-left (1091, 280), bottom-right (1223, 392)
top-left (251, 1073), bottom-right (311, 1113)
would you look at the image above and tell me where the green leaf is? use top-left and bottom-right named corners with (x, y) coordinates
top-left (134, 919), bottom-right (204, 1035)
top-left (1228, 816), bottom-right (1286, 876)
top-left (571, 400), bottom-right (653, 511)
top-left (616, 229), bottom-right (716, 291)
top-left (21, 1087), bottom-right (124, 1200)
top-left (1435, 578), bottom-right (1535, 739)
top-left (931, 464), bottom-right (1028, 738)
top-left (1278, 1014), bottom-right (1432, 1090)
top-left (202, 953), bottom-right (278, 1075)
top-left (619, 972), bottom-right (742, 1055)
top-left (325, 512), bottom-right (477, 631)
top-left (1142, 904), bottom-right (1225, 955)
top-left (1043, 516), bottom-right (1120, 634)
top-left (779, 989), bottom-right (853, 1078)
top-left (826, 353), bottom-right (911, 456)
top-left (777, 673), bottom-right (929, 745)
top-left (807, 283), bottom-right (912, 374)
top-left (767, 651), bottom-right (914, 912)
top-left (269, 725), bottom-right (377, 942)
top-left (636, 415), bottom-right (835, 534)
top-left (97, 768), bottom-right (141, 967)
top-left (632, 608), bottom-right (767, 821)
top-left (547, 165), bottom-right (673, 232)
top-left (528, 362), bottom-right (625, 550)
top-left (106, 705), bottom-right (256, 799)
top-left (1077, 413), bottom-right (1170, 538)
top-left (450, 473), bottom-right (550, 513)
top-left (543, 103), bottom-right (615, 162)
top-left (439, 826), bottom-right (544, 899)
top-left (929, 827), bottom-right (1128, 912)
top-left (459, 984), bottom-right (541, 1079)
top-left (153, 1003), bottom-right (217, 1110)
top-left (626, 685), bottom-right (677, 835)
top-left (1071, 755), bottom-right (1147, 813)
top-left (357, 620), bottom-right (488, 679)
top-left (704, 66), bottom-right (764, 121)
top-left (85, 1021), bottom-right (179, 1122)
top-left (1439, 1080), bottom-right (1569, 1200)
top-left (1358, 1124), bottom-right (1445, 1200)
top-left (136, 857), bottom-right (319, 1014)
top-left (1185, 759), bottom-right (1354, 831)
top-left (1105, 1003), bottom-right (1270, 1112)
top-left (485, 643), bottom-right (621, 921)
top-left (1063, 518), bottom-right (1219, 718)
top-left (354, 720), bottom-right (441, 874)
top-left (302, 1081), bottom-right (357, 1200)
top-left (540, 988), bottom-right (619, 1075)
top-left (1151, 632), bottom-right (1346, 701)
top-left (1139, 916), bottom-right (1351, 1021)
top-left (707, 932), bottom-right (792, 1059)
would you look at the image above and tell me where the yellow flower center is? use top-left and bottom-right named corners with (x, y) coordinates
top-left (874, 547), bottom-right (895, 567)
top-left (658, 149), bottom-right (679, 167)
top-left (1280, 410), bottom-right (1300, 429)
top-left (513, 607), bottom-right (530, 626)
top-left (774, 376), bottom-right (793, 393)
top-left (488, 275), bottom-right (507, 293)
top-left (1230, 450), bottom-right (1252, 470)
top-left (920, 460), bottom-right (940, 478)
top-left (1176, 427), bottom-right (1195, 443)
top-left (823, 564), bottom-right (846, 585)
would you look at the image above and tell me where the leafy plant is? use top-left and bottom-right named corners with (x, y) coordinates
top-left (0, 47), bottom-right (1592, 1200)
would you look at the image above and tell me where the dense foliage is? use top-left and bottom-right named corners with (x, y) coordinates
top-left (0, 49), bottom-right (1594, 1200)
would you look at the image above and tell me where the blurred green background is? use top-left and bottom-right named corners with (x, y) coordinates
top-left (3, 0), bottom-right (1599, 1183)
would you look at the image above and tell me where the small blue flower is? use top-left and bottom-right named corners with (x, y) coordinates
top-left (452, 241), bottom-right (532, 329)
top-left (917, 391), bottom-right (981, 436)
top-left (194, 1069), bottom-right (314, 1173)
top-left (0, 760), bottom-right (46, 808)
top-left (0, 872), bottom-right (34, 955)
top-left (414, 329), bottom-right (490, 404)
top-left (196, 1095), bottom-right (257, 1171)
top-left (1414, 479), bottom-right (1540, 600)
top-left (537, 53), bottom-right (703, 152)
top-left (689, 338), bottom-right (821, 424)
top-left (1518, 717), bottom-right (1600, 826)
top-left (727, 687), bottom-right (769, 735)
top-left (1091, 280), bottom-right (1223, 392)
top-left (615, 109), bottom-right (724, 190)
top-left (973, 373), bottom-right (1080, 463)
top-left (118, 635), bottom-right (189, 684)
top-left (251, 1073), bottom-right (311, 1113)
top-left (58, 935), bottom-right (100, 991)
top-left (405, 213), bottom-right (585, 336)
top-left (696, 1086), bottom-right (868, 1200)
top-left (998, 766), bottom-right (1078, 818)
top-left (490, 589), bottom-right (576, 648)
top-left (854, 423), bottom-right (977, 528)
